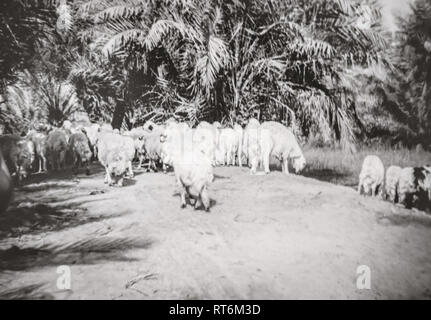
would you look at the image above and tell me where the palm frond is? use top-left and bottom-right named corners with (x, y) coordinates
top-left (196, 36), bottom-right (231, 92)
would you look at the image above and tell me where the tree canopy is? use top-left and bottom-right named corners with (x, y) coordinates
top-left (0, 0), bottom-right (430, 149)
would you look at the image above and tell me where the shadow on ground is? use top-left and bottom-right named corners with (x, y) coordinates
top-left (376, 210), bottom-right (431, 228)
top-left (19, 162), bottom-right (106, 186)
top-left (0, 161), bottom-right (125, 239)
top-left (302, 168), bottom-right (355, 187)
top-left (0, 201), bottom-right (123, 240)
top-left (0, 235), bottom-right (154, 272)
top-left (0, 283), bottom-right (54, 300)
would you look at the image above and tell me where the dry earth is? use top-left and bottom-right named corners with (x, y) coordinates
top-left (0, 163), bottom-right (431, 299)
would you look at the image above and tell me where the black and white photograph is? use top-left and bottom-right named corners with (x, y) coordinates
top-left (0, 0), bottom-right (430, 302)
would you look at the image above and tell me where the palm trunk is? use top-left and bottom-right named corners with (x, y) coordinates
top-left (111, 102), bottom-right (125, 130)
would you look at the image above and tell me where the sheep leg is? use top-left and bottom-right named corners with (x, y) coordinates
top-left (127, 161), bottom-right (134, 178)
top-left (377, 184), bottom-right (383, 198)
top-left (194, 197), bottom-right (202, 210)
top-left (50, 152), bottom-right (56, 171)
top-left (41, 154), bottom-right (47, 171)
top-left (398, 193), bottom-right (405, 205)
top-left (61, 151), bottom-right (65, 169)
top-left (48, 153), bottom-right (55, 171)
top-left (104, 167), bottom-right (110, 184)
top-left (72, 154), bottom-right (79, 174)
top-left (180, 187), bottom-right (187, 208)
top-left (357, 179), bottom-right (363, 194)
top-left (201, 187), bottom-right (210, 212)
top-left (38, 156), bottom-right (43, 173)
top-left (13, 162), bottom-right (21, 182)
top-left (147, 160), bottom-right (154, 172)
top-left (137, 155), bottom-right (143, 169)
top-left (283, 158), bottom-right (289, 174)
top-left (47, 154), bottom-right (53, 171)
top-left (60, 151), bottom-right (66, 170)
top-left (250, 161), bottom-right (257, 175)
top-left (393, 190), bottom-right (398, 203)
top-left (91, 145), bottom-right (98, 161)
top-left (84, 159), bottom-right (90, 175)
top-left (138, 154), bottom-right (145, 169)
top-left (85, 164), bottom-right (90, 175)
top-left (371, 184), bottom-right (377, 197)
top-left (238, 144), bottom-right (242, 167)
top-left (250, 154), bottom-right (259, 175)
top-left (263, 153), bottom-right (270, 174)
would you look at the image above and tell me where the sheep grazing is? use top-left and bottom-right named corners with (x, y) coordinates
top-left (259, 121), bottom-right (306, 175)
top-left (358, 155), bottom-right (385, 197)
top-left (384, 165), bottom-right (402, 203)
top-left (160, 126), bottom-right (213, 211)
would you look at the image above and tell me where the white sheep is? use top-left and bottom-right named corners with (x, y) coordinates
top-left (215, 128), bottom-right (239, 166)
top-left (358, 155), bottom-right (385, 196)
top-left (242, 118), bottom-right (261, 173)
top-left (160, 126), bottom-right (214, 211)
top-left (97, 131), bottom-right (135, 186)
top-left (384, 165), bottom-right (402, 203)
top-left (259, 121), bottom-right (306, 175)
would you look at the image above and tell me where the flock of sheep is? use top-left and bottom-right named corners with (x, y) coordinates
top-left (358, 155), bottom-right (431, 210)
top-left (0, 117), bottom-right (306, 212)
top-left (1, 116), bottom-right (430, 214)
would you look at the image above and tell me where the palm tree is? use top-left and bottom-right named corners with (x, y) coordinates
top-left (70, 0), bottom-right (388, 146)
top-left (390, 0), bottom-right (431, 145)
top-left (0, 0), bottom-right (57, 93)
top-left (0, 71), bottom-right (81, 134)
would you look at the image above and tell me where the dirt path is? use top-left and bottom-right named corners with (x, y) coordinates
top-left (1, 164), bottom-right (431, 299)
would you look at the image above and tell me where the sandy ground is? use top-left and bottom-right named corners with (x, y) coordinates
top-left (0, 163), bottom-right (431, 300)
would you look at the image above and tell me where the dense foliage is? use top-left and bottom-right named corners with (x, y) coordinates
top-left (386, 0), bottom-right (431, 147)
top-left (0, 0), bottom-right (430, 150)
